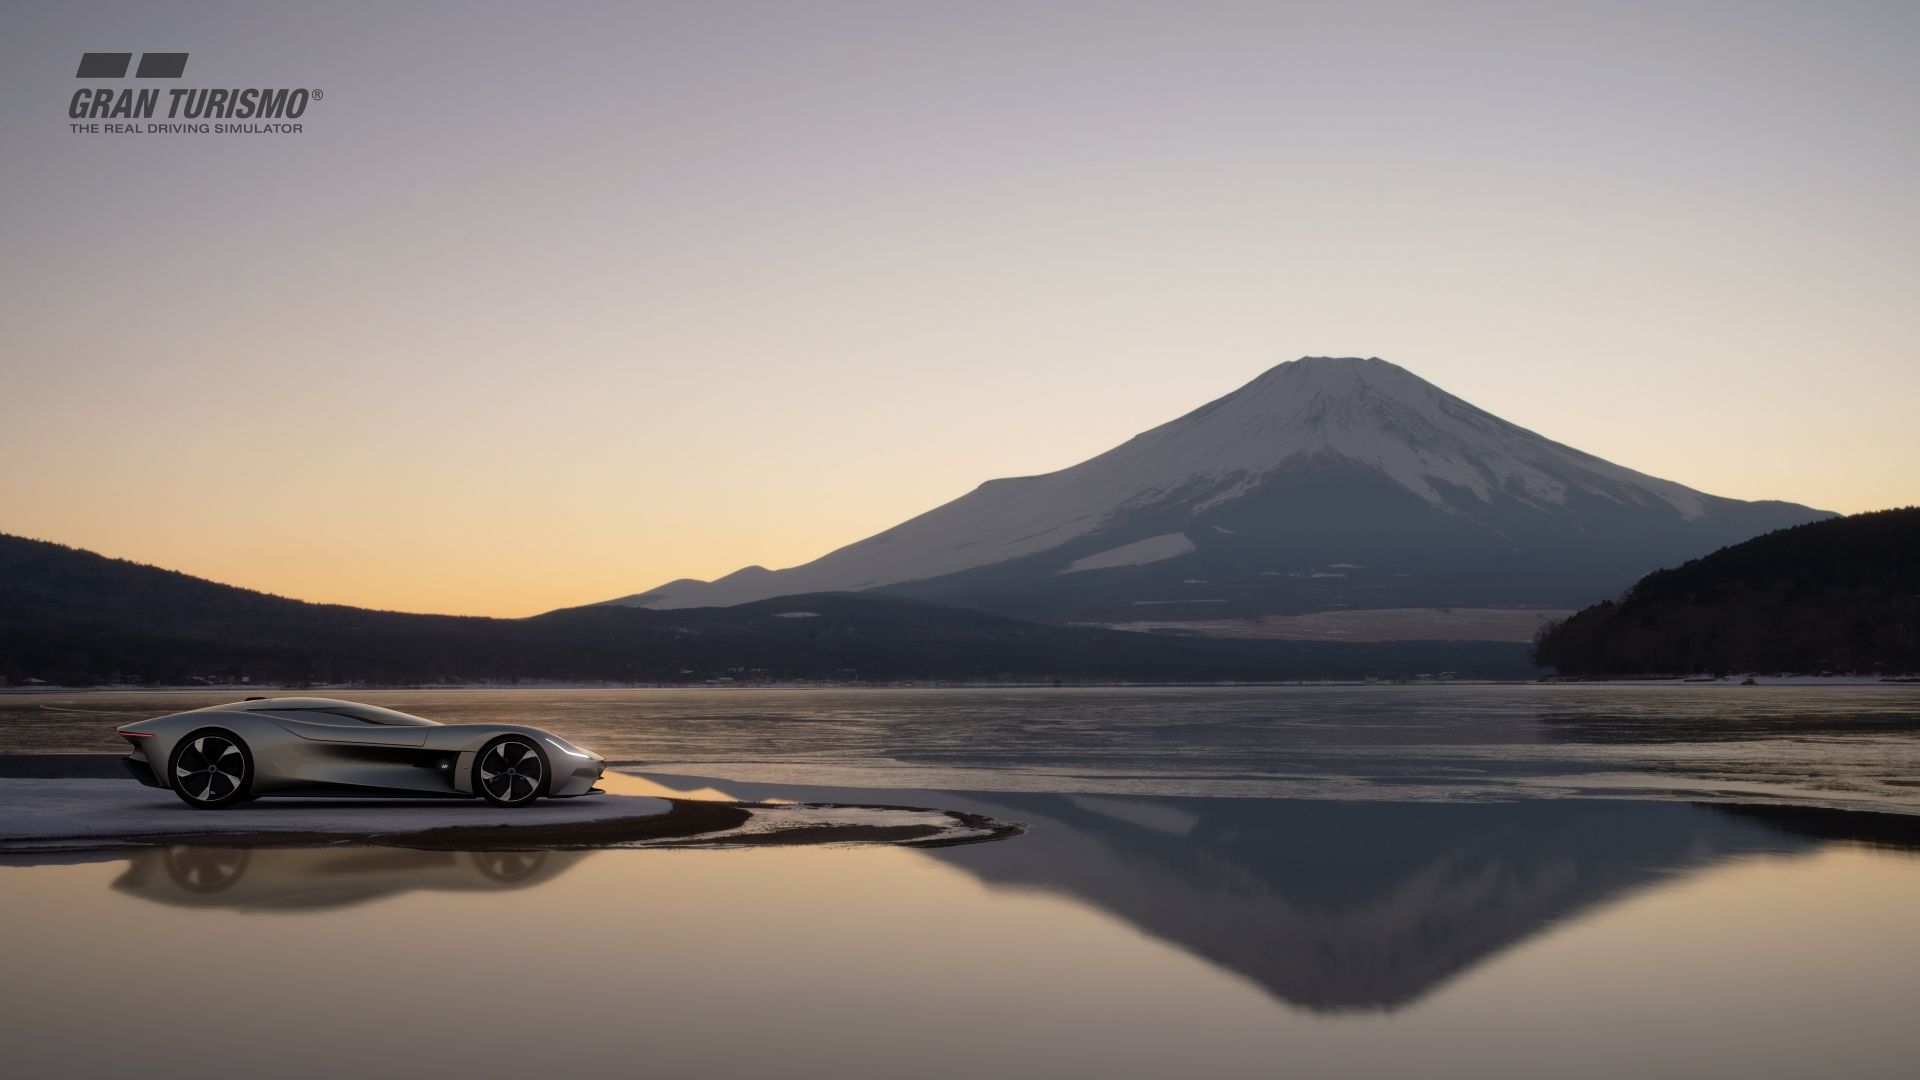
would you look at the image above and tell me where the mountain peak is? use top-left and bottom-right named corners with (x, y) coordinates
top-left (1264, 354), bottom-right (1395, 376)
top-left (1117, 354), bottom-right (1484, 501)
top-left (1279, 354), bottom-right (1387, 367)
top-left (604, 356), bottom-right (1828, 613)
top-left (1246, 354), bottom-right (1417, 393)
top-left (1221, 357), bottom-right (1439, 423)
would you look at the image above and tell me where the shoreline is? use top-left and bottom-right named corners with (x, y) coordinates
top-left (0, 755), bottom-right (1024, 856)
top-left (0, 796), bottom-right (1023, 857)
top-left (7, 754), bottom-right (1918, 858)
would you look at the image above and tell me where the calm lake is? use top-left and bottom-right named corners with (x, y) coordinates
top-left (7, 684), bottom-right (1920, 809)
top-left (5, 686), bottom-right (1920, 1078)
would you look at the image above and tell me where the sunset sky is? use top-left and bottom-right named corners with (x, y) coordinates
top-left (2, 1), bottom-right (1916, 617)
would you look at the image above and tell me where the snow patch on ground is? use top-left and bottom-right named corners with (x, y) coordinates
top-left (0, 779), bottom-right (669, 846)
top-left (1060, 532), bottom-right (1196, 575)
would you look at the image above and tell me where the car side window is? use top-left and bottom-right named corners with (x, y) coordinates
top-left (265, 709), bottom-right (379, 726)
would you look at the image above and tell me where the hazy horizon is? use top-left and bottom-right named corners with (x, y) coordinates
top-left (3, 1), bottom-right (1916, 616)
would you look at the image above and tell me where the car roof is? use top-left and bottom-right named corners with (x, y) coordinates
top-left (222, 697), bottom-right (442, 727)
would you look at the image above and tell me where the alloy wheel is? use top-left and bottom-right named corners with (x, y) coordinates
top-left (174, 734), bottom-right (247, 806)
top-left (477, 739), bottom-right (544, 806)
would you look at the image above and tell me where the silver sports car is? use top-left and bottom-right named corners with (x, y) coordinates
top-left (117, 697), bottom-right (606, 809)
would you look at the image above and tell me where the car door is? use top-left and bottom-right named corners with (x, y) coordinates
top-left (257, 708), bottom-right (444, 794)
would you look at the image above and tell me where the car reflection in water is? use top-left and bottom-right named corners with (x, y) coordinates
top-left (113, 845), bottom-right (588, 911)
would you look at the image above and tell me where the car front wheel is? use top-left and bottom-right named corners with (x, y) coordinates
top-left (474, 736), bottom-right (546, 807)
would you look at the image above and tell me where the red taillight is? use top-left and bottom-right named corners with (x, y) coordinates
top-left (120, 732), bottom-right (154, 739)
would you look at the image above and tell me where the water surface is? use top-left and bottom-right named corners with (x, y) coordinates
top-left (9, 685), bottom-right (1920, 1077)
top-left (7, 685), bottom-right (1918, 810)
top-left (6, 791), bottom-right (1918, 1079)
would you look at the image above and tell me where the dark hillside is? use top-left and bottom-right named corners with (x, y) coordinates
top-left (1533, 508), bottom-right (1920, 676)
top-left (0, 534), bottom-right (1533, 685)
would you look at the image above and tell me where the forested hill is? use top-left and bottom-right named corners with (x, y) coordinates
top-left (0, 534), bottom-right (1532, 685)
top-left (1533, 508), bottom-right (1920, 676)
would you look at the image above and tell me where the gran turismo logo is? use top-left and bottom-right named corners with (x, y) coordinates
top-left (67, 52), bottom-right (320, 135)
top-left (76, 52), bottom-right (189, 78)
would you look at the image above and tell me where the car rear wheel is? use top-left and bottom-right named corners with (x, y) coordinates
top-left (475, 736), bottom-right (546, 807)
top-left (168, 730), bottom-right (253, 809)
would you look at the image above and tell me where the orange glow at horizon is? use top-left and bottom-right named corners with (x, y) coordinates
top-left (6, 354), bottom-right (1912, 620)
top-left (2, 3), bottom-right (1916, 617)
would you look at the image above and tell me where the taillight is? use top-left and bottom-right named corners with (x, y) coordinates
top-left (121, 732), bottom-right (154, 740)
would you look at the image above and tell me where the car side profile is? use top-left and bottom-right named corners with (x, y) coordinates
top-left (117, 697), bottom-right (606, 809)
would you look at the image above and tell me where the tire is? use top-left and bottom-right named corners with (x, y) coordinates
top-left (163, 846), bottom-right (251, 893)
top-left (168, 729), bottom-right (254, 809)
top-left (473, 736), bottom-right (548, 807)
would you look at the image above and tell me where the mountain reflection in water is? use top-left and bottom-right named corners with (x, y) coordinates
top-left (930, 794), bottom-right (1888, 1012)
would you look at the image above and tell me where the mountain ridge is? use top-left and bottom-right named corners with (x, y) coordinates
top-left (0, 532), bottom-right (1535, 686)
top-left (605, 356), bottom-right (1830, 623)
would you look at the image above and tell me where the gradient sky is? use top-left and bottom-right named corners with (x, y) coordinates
top-left (2, 1), bottom-right (1916, 617)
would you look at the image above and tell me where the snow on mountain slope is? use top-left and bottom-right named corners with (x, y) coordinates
top-left (605, 357), bottom-right (1816, 613)
top-left (1062, 533), bottom-right (1197, 575)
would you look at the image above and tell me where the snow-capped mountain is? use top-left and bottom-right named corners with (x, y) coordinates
top-left (605, 357), bottom-right (1828, 626)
